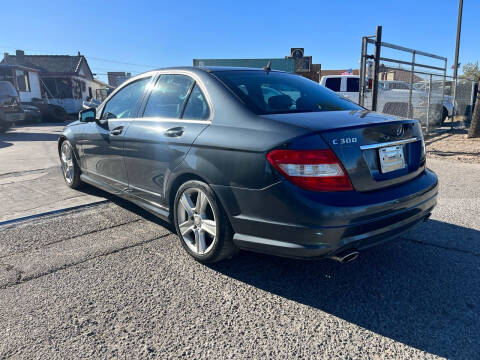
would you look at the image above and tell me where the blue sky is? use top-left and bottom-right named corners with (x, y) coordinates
top-left (1, 0), bottom-right (478, 82)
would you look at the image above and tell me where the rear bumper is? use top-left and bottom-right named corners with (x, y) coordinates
top-left (212, 169), bottom-right (438, 259)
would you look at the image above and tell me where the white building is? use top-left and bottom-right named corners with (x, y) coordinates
top-left (0, 63), bottom-right (42, 103)
top-left (1, 50), bottom-right (110, 113)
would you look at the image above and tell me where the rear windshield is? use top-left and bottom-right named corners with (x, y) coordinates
top-left (213, 70), bottom-right (361, 115)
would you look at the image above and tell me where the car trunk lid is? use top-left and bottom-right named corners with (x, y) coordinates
top-left (262, 110), bottom-right (425, 192)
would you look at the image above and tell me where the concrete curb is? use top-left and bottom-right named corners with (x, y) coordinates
top-left (0, 200), bottom-right (109, 227)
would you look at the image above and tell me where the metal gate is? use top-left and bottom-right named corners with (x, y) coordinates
top-left (359, 26), bottom-right (476, 134)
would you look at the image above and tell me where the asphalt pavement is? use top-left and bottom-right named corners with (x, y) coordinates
top-left (0, 123), bottom-right (479, 359)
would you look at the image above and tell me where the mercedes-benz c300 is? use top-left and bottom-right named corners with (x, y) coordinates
top-left (59, 67), bottom-right (438, 263)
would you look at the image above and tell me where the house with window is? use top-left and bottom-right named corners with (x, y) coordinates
top-left (0, 63), bottom-right (42, 103)
top-left (1, 50), bottom-right (110, 114)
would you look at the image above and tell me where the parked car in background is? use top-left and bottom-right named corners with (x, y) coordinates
top-left (320, 75), bottom-right (452, 125)
top-left (413, 81), bottom-right (455, 124)
top-left (59, 67), bottom-right (437, 264)
top-left (0, 80), bottom-right (24, 132)
top-left (22, 103), bottom-right (42, 123)
top-left (28, 98), bottom-right (67, 123)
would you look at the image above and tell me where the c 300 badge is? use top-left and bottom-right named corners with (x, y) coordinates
top-left (332, 137), bottom-right (358, 145)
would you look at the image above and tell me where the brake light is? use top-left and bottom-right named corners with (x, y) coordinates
top-left (266, 149), bottom-right (353, 191)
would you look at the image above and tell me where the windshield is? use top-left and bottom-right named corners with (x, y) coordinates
top-left (0, 81), bottom-right (18, 97)
top-left (213, 70), bottom-right (362, 115)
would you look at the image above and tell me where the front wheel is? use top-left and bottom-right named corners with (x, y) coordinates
top-left (173, 180), bottom-right (238, 263)
top-left (60, 140), bottom-right (82, 189)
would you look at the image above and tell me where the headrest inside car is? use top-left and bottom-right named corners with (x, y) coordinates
top-left (268, 95), bottom-right (293, 111)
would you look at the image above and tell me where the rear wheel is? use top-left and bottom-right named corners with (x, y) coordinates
top-left (60, 140), bottom-right (82, 189)
top-left (441, 107), bottom-right (449, 124)
top-left (173, 180), bottom-right (238, 263)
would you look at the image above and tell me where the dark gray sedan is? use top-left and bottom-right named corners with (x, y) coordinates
top-left (58, 67), bottom-right (438, 263)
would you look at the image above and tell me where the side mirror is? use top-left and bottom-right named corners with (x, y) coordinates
top-left (79, 108), bottom-right (96, 123)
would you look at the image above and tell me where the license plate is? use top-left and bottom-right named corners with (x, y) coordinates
top-left (379, 145), bottom-right (405, 173)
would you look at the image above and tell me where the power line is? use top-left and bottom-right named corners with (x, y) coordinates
top-left (87, 56), bottom-right (157, 68)
top-left (0, 45), bottom-right (157, 69)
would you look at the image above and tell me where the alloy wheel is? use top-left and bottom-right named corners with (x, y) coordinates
top-left (176, 188), bottom-right (217, 255)
top-left (60, 142), bottom-right (74, 184)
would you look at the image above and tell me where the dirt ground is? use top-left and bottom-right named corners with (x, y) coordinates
top-left (425, 129), bottom-right (480, 164)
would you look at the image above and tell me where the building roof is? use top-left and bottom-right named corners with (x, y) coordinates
top-left (1, 53), bottom-right (92, 78)
top-left (0, 63), bottom-right (39, 73)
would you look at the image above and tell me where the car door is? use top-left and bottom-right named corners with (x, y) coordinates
top-left (123, 73), bottom-right (211, 207)
top-left (82, 76), bottom-right (152, 190)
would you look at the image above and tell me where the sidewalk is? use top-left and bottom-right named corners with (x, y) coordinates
top-left (0, 123), bottom-right (106, 223)
top-left (0, 166), bottom-right (106, 223)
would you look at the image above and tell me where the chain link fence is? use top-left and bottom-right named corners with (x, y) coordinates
top-left (373, 70), bottom-right (477, 134)
top-left (360, 29), bottom-right (477, 135)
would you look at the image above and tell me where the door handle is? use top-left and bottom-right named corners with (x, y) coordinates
top-left (164, 127), bottom-right (185, 137)
top-left (110, 126), bottom-right (124, 136)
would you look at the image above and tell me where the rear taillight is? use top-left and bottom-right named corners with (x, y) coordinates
top-left (266, 149), bottom-right (353, 191)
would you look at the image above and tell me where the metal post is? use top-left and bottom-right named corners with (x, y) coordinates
top-left (426, 74), bottom-right (432, 134)
top-left (371, 26), bottom-right (382, 112)
top-left (442, 59), bottom-right (447, 123)
top-left (408, 51), bottom-right (416, 118)
top-left (452, 78), bottom-right (457, 131)
top-left (359, 37), bottom-right (367, 106)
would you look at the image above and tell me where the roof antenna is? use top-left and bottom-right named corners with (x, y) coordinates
top-left (263, 61), bottom-right (271, 74)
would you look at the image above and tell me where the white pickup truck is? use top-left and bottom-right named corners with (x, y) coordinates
top-left (319, 75), bottom-right (452, 124)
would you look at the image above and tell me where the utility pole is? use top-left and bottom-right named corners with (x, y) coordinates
top-left (452, 0), bottom-right (463, 129)
top-left (453, 0), bottom-right (463, 80)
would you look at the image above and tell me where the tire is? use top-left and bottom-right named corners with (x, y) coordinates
top-left (59, 140), bottom-right (82, 189)
top-left (0, 121), bottom-right (12, 133)
top-left (173, 180), bottom-right (238, 263)
top-left (441, 107), bottom-right (449, 125)
top-left (430, 106), bottom-right (449, 126)
top-left (382, 102), bottom-right (410, 118)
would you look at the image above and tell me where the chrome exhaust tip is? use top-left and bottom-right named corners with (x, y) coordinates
top-left (329, 250), bottom-right (360, 263)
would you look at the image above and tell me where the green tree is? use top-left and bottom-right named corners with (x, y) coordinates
top-left (462, 61), bottom-right (480, 81)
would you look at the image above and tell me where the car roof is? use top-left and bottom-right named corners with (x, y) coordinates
top-left (141, 66), bottom-right (287, 75)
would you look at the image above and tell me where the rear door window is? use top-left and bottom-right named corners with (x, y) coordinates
top-left (143, 74), bottom-right (194, 118)
top-left (324, 77), bottom-right (341, 92)
top-left (346, 78), bottom-right (359, 92)
top-left (182, 84), bottom-right (210, 120)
